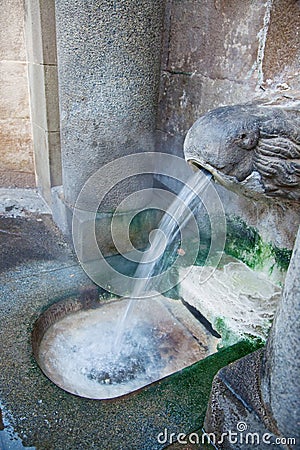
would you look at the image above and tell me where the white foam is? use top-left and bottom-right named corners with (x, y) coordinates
top-left (180, 261), bottom-right (281, 344)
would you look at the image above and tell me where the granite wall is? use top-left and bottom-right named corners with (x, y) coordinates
top-left (55, 0), bottom-right (164, 210)
top-left (262, 225), bottom-right (300, 444)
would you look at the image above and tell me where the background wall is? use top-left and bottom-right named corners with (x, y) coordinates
top-left (0, 0), bottom-right (35, 187)
top-left (157, 0), bottom-right (300, 157)
top-left (155, 0), bottom-right (300, 250)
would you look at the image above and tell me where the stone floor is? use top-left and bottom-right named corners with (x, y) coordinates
top-left (0, 209), bottom-right (258, 450)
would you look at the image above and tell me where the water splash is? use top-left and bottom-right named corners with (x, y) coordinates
top-left (38, 169), bottom-right (217, 397)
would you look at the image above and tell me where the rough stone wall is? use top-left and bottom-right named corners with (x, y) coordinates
top-left (157, 0), bottom-right (300, 157)
top-left (262, 225), bottom-right (300, 444)
top-left (0, 0), bottom-right (35, 187)
top-left (262, 0), bottom-right (300, 90)
top-left (156, 0), bottom-right (300, 250)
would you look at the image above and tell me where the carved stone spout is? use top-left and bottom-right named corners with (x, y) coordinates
top-left (184, 102), bottom-right (300, 202)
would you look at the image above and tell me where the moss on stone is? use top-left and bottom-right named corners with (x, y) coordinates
top-left (214, 317), bottom-right (240, 347)
top-left (271, 246), bottom-right (292, 272)
top-left (214, 316), bottom-right (267, 348)
top-left (224, 215), bottom-right (292, 273)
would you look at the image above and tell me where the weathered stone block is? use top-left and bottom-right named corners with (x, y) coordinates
top-left (0, 0), bottom-right (35, 186)
top-left (157, 72), bottom-right (257, 153)
top-left (31, 123), bottom-right (51, 203)
top-left (28, 63), bottom-right (60, 131)
top-left (262, 0), bottom-right (300, 89)
top-left (165, 0), bottom-right (266, 80)
top-left (0, 171), bottom-right (35, 188)
top-left (0, 118), bottom-right (33, 173)
top-left (158, 72), bottom-right (204, 137)
top-left (48, 131), bottom-right (62, 186)
top-left (0, 0), bottom-right (27, 61)
top-left (0, 61), bottom-right (31, 119)
top-left (43, 65), bottom-right (60, 132)
top-left (262, 226), bottom-right (300, 443)
top-left (24, 0), bottom-right (58, 65)
top-left (31, 129), bottom-right (59, 199)
top-left (204, 350), bottom-right (285, 450)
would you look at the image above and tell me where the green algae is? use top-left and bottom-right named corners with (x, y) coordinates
top-left (272, 246), bottom-right (292, 272)
top-left (174, 214), bottom-right (291, 275)
top-left (214, 316), bottom-right (266, 348)
top-left (214, 317), bottom-right (240, 347)
top-left (224, 216), bottom-right (292, 273)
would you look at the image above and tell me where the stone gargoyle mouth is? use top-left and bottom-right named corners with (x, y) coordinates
top-left (187, 157), bottom-right (266, 200)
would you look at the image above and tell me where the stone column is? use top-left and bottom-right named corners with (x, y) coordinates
top-left (54, 0), bottom-right (164, 210)
top-left (262, 226), bottom-right (300, 442)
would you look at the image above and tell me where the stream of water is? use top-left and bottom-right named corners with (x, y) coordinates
top-left (113, 169), bottom-right (212, 351)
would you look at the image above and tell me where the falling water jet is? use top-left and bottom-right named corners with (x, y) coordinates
top-left (113, 169), bottom-right (212, 353)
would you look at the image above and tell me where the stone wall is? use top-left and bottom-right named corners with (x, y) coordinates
top-left (262, 0), bottom-right (300, 89)
top-left (1, 0), bottom-right (299, 241)
top-left (157, 0), bottom-right (300, 157)
top-left (157, 0), bottom-right (300, 250)
top-left (0, 0), bottom-right (35, 187)
top-left (262, 225), bottom-right (300, 443)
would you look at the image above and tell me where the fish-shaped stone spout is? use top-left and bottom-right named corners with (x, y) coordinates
top-left (184, 102), bottom-right (300, 202)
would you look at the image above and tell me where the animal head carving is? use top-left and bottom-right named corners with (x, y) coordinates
top-left (184, 103), bottom-right (300, 202)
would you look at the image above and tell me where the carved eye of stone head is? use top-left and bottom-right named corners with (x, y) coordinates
top-left (235, 130), bottom-right (259, 150)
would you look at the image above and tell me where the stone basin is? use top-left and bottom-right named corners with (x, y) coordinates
top-left (32, 294), bottom-right (219, 400)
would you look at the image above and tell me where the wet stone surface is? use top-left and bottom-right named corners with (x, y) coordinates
top-left (0, 215), bottom-right (73, 272)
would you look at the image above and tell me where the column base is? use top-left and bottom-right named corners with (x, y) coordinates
top-left (204, 349), bottom-right (286, 449)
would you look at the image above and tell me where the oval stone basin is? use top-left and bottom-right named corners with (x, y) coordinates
top-left (32, 294), bottom-right (219, 400)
